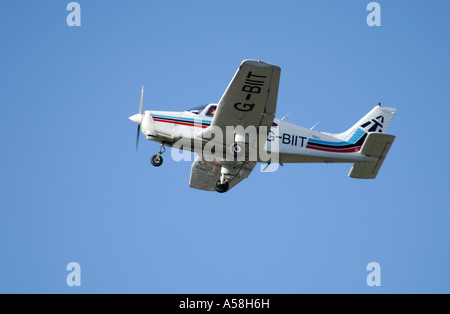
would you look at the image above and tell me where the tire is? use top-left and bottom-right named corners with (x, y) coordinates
top-left (150, 154), bottom-right (163, 167)
top-left (214, 180), bottom-right (229, 193)
top-left (230, 143), bottom-right (245, 157)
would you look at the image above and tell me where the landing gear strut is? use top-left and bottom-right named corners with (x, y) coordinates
top-left (150, 143), bottom-right (166, 167)
top-left (214, 163), bottom-right (239, 193)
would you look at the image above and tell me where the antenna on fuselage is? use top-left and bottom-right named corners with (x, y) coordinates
top-left (310, 121), bottom-right (321, 130)
top-left (281, 112), bottom-right (291, 121)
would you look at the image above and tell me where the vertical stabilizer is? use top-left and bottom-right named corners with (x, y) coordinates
top-left (334, 105), bottom-right (396, 142)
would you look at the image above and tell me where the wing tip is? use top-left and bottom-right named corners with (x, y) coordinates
top-left (241, 59), bottom-right (280, 70)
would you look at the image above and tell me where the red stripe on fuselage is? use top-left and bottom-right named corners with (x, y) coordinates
top-left (153, 118), bottom-right (209, 129)
top-left (306, 145), bottom-right (361, 153)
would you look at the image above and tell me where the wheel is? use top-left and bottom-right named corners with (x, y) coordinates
top-left (150, 154), bottom-right (163, 167)
top-left (214, 180), bottom-right (229, 193)
top-left (230, 143), bottom-right (245, 157)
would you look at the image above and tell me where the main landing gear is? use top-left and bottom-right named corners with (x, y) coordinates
top-left (150, 143), bottom-right (166, 167)
top-left (214, 163), bottom-right (240, 193)
top-left (214, 180), bottom-right (229, 193)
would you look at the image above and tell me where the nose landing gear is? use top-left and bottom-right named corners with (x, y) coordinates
top-left (150, 143), bottom-right (166, 167)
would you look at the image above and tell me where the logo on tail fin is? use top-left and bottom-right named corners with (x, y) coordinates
top-left (360, 115), bottom-right (384, 133)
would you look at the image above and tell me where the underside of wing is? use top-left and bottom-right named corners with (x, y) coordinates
top-left (189, 156), bottom-right (256, 191)
top-left (200, 60), bottom-right (281, 140)
top-left (190, 60), bottom-right (280, 192)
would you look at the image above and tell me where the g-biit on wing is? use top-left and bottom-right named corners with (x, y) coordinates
top-left (129, 60), bottom-right (396, 193)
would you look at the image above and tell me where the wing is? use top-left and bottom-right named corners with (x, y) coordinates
top-left (189, 156), bottom-right (256, 191)
top-left (190, 60), bottom-right (280, 192)
top-left (200, 60), bottom-right (281, 140)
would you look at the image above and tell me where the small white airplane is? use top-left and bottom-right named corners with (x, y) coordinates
top-left (129, 60), bottom-right (396, 193)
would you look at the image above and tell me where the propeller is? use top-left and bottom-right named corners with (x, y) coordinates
top-left (129, 86), bottom-right (144, 151)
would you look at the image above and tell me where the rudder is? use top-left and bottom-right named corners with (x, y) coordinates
top-left (334, 104), bottom-right (397, 142)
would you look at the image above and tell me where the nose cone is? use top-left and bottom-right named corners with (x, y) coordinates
top-left (129, 113), bottom-right (143, 125)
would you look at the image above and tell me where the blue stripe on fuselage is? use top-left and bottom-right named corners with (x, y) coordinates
top-left (308, 128), bottom-right (365, 146)
top-left (152, 114), bottom-right (212, 125)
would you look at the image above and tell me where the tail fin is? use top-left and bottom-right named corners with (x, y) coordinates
top-left (333, 104), bottom-right (397, 142)
top-left (340, 104), bottom-right (397, 179)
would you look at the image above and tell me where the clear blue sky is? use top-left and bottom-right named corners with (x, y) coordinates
top-left (1, 0), bottom-right (449, 293)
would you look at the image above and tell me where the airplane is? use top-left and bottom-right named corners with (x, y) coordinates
top-left (129, 60), bottom-right (396, 193)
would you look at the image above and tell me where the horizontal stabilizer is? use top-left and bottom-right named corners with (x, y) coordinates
top-left (349, 133), bottom-right (396, 179)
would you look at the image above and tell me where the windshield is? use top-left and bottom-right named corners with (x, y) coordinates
top-left (187, 105), bottom-right (207, 114)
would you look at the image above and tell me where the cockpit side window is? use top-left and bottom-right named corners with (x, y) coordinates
top-left (205, 105), bottom-right (217, 117)
top-left (188, 105), bottom-right (207, 115)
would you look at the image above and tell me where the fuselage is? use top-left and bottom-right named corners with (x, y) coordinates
top-left (140, 103), bottom-right (376, 164)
